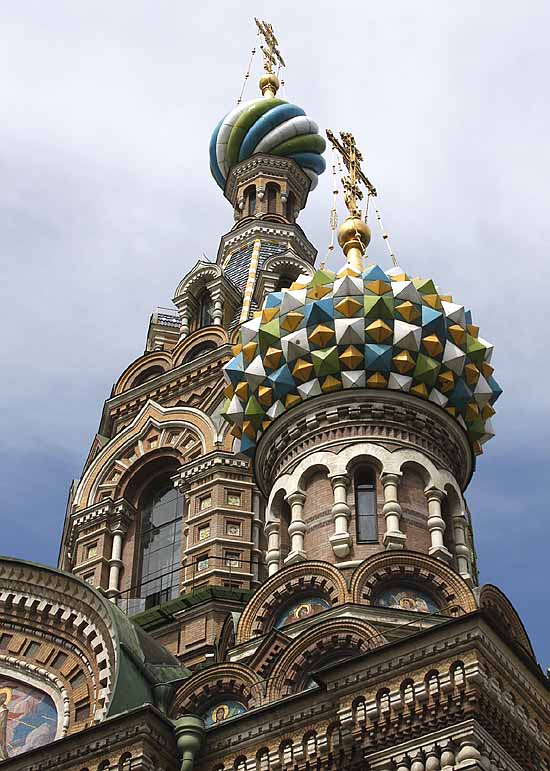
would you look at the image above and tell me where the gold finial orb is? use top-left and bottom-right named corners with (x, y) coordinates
top-left (338, 216), bottom-right (371, 255)
top-left (259, 73), bottom-right (280, 98)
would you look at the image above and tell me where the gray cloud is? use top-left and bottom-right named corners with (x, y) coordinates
top-left (1, 0), bottom-right (549, 659)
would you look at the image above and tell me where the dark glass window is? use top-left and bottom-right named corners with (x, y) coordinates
top-left (199, 293), bottom-right (213, 328)
top-left (247, 187), bottom-right (256, 216)
top-left (355, 467), bottom-right (378, 542)
top-left (267, 184), bottom-right (278, 214)
top-left (138, 480), bottom-right (183, 608)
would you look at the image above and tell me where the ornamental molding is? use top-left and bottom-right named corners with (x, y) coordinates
top-left (0, 657), bottom-right (70, 737)
top-left (225, 153), bottom-right (312, 203)
top-left (255, 390), bottom-right (473, 496)
top-left (217, 222), bottom-right (317, 264)
top-left (0, 558), bottom-right (118, 722)
top-left (173, 450), bottom-right (251, 489)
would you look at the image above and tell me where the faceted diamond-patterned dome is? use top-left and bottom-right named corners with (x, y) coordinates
top-left (221, 263), bottom-right (501, 459)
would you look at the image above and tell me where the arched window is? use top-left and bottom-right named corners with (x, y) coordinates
top-left (355, 467), bottom-right (378, 542)
top-left (235, 758), bottom-right (247, 771)
top-left (257, 749), bottom-right (269, 771)
top-left (182, 341), bottom-right (217, 363)
top-left (199, 292), bottom-right (214, 328)
top-left (245, 186), bottom-right (256, 216)
top-left (138, 477), bottom-right (184, 608)
top-left (131, 365), bottom-right (165, 388)
top-left (267, 183), bottom-right (279, 214)
top-left (119, 754), bottom-right (132, 771)
top-left (286, 190), bottom-right (296, 221)
top-left (281, 742), bottom-right (293, 766)
top-left (275, 274), bottom-right (294, 291)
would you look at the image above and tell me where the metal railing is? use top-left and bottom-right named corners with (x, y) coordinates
top-left (116, 554), bottom-right (261, 616)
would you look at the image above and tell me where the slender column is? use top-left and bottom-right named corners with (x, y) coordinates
top-left (328, 474), bottom-right (352, 558)
top-left (179, 312), bottom-right (190, 339)
top-left (284, 491), bottom-right (307, 564)
top-left (107, 523), bottom-right (127, 599)
top-left (453, 512), bottom-right (473, 585)
top-left (381, 473), bottom-right (406, 550)
top-left (424, 746), bottom-right (441, 771)
top-left (211, 292), bottom-right (223, 326)
top-left (440, 741), bottom-right (455, 770)
top-left (265, 520), bottom-right (280, 576)
top-left (251, 490), bottom-right (263, 584)
top-left (410, 752), bottom-right (425, 771)
top-left (425, 488), bottom-right (452, 563)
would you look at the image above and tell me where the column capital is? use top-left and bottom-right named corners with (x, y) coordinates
top-left (265, 520), bottom-right (280, 536)
top-left (328, 473), bottom-right (350, 489)
top-left (285, 490), bottom-right (306, 507)
top-left (424, 486), bottom-right (445, 503)
top-left (381, 471), bottom-right (402, 486)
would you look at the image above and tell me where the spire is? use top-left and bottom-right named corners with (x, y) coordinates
top-left (255, 18), bottom-right (285, 98)
top-left (326, 129), bottom-right (376, 273)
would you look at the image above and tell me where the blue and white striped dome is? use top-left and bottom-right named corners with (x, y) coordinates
top-left (210, 97), bottom-right (326, 191)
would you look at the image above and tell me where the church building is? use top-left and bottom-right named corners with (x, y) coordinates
top-left (1, 19), bottom-right (548, 771)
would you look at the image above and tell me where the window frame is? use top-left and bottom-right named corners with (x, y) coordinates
top-left (354, 466), bottom-right (378, 543)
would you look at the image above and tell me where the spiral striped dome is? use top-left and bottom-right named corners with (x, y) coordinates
top-left (209, 97), bottom-right (326, 191)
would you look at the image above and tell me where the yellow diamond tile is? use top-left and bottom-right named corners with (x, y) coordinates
top-left (280, 312), bottom-right (304, 332)
top-left (262, 306), bottom-right (279, 323)
top-left (396, 300), bottom-right (420, 323)
top-left (340, 345), bottom-right (363, 369)
top-left (242, 341), bottom-right (257, 365)
top-left (285, 393), bottom-right (302, 408)
top-left (464, 362), bottom-right (480, 386)
top-left (366, 319), bottom-right (392, 343)
top-left (309, 324), bottom-right (335, 346)
top-left (481, 361), bottom-right (494, 378)
top-left (307, 284), bottom-right (332, 300)
top-left (467, 324), bottom-right (479, 338)
top-left (422, 334), bottom-right (443, 358)
top-left (223, 383), bottom-right (233, 398)
top-left (392, 350), bottom-right (416, 374)
top-left (242, 420), bottom-right (256, 439)
top-left (335, 297), bottom-right (362, 317)
top-left (482, 403), bottom-right (496, 419)
top-left (448, 324), bottom-right (466, 347)
top-left (264, 347), bottom-right (283, 369)
top-left (235, 381), bottom-right (249, 402)
top-left (258, 385), bottom-right (273, 407)
top-left (366, 279), bottom-right (391, 295)
top-left (321, 375), bottom-right (341, 392)
top-left (232, 343), bottom-right (243, 356)
top-left (438, 370), bottom-right (455, 393)
top-left (367, 372), bottom-right (388, 389)
top-left (292, 358), bottom-right (314, 382)
top-left (410, 382), bottom-right (429, 399)
top-left (465, 401), bottom-right (480, 421)
top-left (421, 293), bottom-right (442, 310)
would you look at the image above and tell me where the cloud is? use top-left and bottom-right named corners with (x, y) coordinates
top-left (1, 0), bottom-right (549, 663)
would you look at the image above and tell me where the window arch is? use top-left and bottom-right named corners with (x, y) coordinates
top-left (138, 476), bottom-right (184, 608)
top-left (245, 185), bottom-right (256, 216)
top-left (182, 340), bottom-right (217, 363)
top-left (131, 365), bottom-right (165, 388)
top-left (275, 274), bottom-right (294, 291)
top-left (199, 292), bottom-right (214, 328)
top-left (355, 467), bottom-right (378, 543)
top-left (266, 183), bottom-right (279, 214)
top-left (119, 754), bottom-right (132, 771)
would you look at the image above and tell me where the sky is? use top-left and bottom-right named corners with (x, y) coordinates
top-left (1, 2), bottom-right (549, 665)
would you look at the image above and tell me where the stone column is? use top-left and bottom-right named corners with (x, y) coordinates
top-left (107, 522), bottom-right (127, 600)
top-left (424, 746), bottom-right (441, 771)
top-left (328, 475), bottom-right (352, 558)
top-left (251, 491), bottom-right (263, 584)
top-left (265, 520), bottom-right (280, 576)
top-left (453, 513), bottom-right (473, 585)
top-left (440, 742), bottom-right (455, 770)
top-left (455, 738), bottom-right (482, 768)
top-left (425, 488), bottom-right (452, 563)
top-left (211, 290), bottom-right (224, 326)
top-left (284, 491), bottom-right (307, 564)
top-left (381, 473), bottom-right (406, 550)
top-left (179, 311), bottom-right (190, 340)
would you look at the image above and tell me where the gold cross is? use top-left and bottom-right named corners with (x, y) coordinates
top-left (326, 129), bottom-right (377, 217)
top-left (255, 18), bottom-right (286, 74)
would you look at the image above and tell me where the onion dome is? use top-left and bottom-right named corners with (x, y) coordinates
top-left (221, 263), bottom-right (501, 458)
top-left (209, 97), bottom-right (326, 191)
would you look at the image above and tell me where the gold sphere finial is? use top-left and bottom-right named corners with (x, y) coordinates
top-left (259, 73), bottom-right (280, 98)
top-left (337, 216), bottom-right (371, 272)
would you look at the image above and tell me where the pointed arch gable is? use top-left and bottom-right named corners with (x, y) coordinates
top-left (236, 561), bottom-right (349, 644)
top-left (73, 402), bottom-right (216, 510)
top-left (479, 584), bottom-right (535, 658)
top-left (114, 351), bottom-right (173, 396)
top-left (350, 551), bottom-right (477, 615)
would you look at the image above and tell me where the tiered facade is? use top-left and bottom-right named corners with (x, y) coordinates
top-left (0, 30), bottom-right (548, 771)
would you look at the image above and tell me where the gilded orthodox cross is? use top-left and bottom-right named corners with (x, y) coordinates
top-left (254, 18), bottom-right (286, 74)
top-left (326, 129), bottom-right (377, 217)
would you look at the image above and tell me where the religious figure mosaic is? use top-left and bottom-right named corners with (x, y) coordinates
top-left (275, 597), bottom-right (331, 628)
top-left (203, 701), bottom-right (247, 727)
top-left (374, 587), bottom-right (439, 614)
top-left (0, 677), bottom-right (57, 760)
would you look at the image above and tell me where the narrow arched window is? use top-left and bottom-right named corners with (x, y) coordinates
top-left (267, 183), bottom-right (278, 214)
top-left (245, 186), bottom-right (256, 216)
top-left (286, 190), bottom-right (296, 221)
top-left (199, 292), bottom-right (213, 328)
top-left (355, 467), bottom-right (377, 542)
top-left (138, 477), bottom-right (184, 608)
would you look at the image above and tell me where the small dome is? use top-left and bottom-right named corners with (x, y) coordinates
top-left (222, 264), bottom-right (501, 458)
top-left (209, 97), bottom-right (326, 191)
